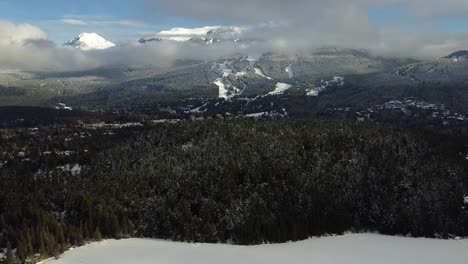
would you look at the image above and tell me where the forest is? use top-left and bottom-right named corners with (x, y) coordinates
top-left (1, 119), bottom-right (468, 263)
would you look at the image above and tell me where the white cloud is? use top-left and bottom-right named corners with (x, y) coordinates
top-left (0, 20), bottom-right (47, 45)
top-left (57, 16), bottom-right (148, 28)
top-left (60, 19), bottom-right (88, 26)
top-left (144, 0), bottom-right (468, 59)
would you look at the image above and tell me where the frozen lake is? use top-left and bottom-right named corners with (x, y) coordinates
top-left (42, 233), bottom-right (468, 264)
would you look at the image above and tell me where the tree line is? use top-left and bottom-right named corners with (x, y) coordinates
top-left (1, 119), bottom-right (468, 263)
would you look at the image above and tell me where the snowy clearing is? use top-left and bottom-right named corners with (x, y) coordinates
top-left (214, 78), bottom-right (228, 99)
top-left (254, 68), bottom-right (273, 80)
top-left (306, 76), bottom-right (345, 96)
top-left (245, 112), bottom-right (268, 118)
top-left (268, 82), bottom-right (292, 95)
top-left (43, 234), bottom-right (468, 264)
top-left (285, 64), bottom-right (294, 78)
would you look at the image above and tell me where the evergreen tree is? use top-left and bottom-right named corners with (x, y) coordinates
top-left (16, 238), bottom-right (27, 263)
top-left (4, 242), bottom-right (14, 264)
top-left (94, 228), bottom-right (103, 241)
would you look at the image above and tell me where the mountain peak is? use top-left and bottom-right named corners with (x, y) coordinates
top-left (443, 50), bottom-right (468, 61)
top-left (206, 26), bottom-right (242, 41)
top-left (139, 26), bottom-right (220, 43)
top-left (65, 32), bottom-right (116, 51)
top-left (139, 26), bottom-right (243, 45)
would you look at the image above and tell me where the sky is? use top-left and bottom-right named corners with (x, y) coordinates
top-left (0, 0), bottom-right (468, 71)
top-left (0, 0), bottom-right (206, 43)
top-left (0, 0), bottom-right (467, 43)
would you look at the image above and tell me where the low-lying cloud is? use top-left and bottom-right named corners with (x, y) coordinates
top-left (0, 20), bottom-right (268, 72)
top-left (2, 0), bottom-right (468, 73)
top-left (147, 0), bottom-right (468, 59)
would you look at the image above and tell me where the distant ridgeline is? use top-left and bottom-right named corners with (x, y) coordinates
top-left (0, 120), bottom-right (468, 263)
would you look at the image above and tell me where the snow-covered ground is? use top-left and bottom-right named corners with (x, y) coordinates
top-left (285, 64), bottom-right (294, 78)
top-left (213, 61), bottom-right (244, 99)
top-left (269, 82), bottom-right (292, 95)
top-left (306, 76), bottom-right (344, 96)
top-left (42, 234), bottom-right (468, 264)
top-left (254, 68), bottom-right (273, 80)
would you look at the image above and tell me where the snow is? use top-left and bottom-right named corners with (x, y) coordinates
top-left (306, 76), bottom-right (344, 96)
top-left (57, 103), bottom-right (73, 111)
top-left (42, 234), bottom-right (468, 264)
top-left (213, 61), bottom-right (243, 99)
top-left (217, 61), bottom-right (233, 77)
top-left (56, 164), bottom-right (82, 176)
top-left (285, 64), bottom-right (294, 78)
top-left (65, 33), bottom-right (115, 51)
top-left (268, 82), bottom-right (292, 95)
top-left (254, 68), bottom-right (273, 80)
top-left (214, 78), bottom-right (229, 99)
top-left (189, 103), bottom-right (208, 113)
top-left (142, 26), bottom-right (220, 42)
top-left (245, 112), bottom-right (268, 117)
top-left (306, 88), bottom-right (320, 96)
top-left (244, 56), bottom-right (258, 65)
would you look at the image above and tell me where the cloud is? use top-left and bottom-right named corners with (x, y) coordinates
top-left (144, 0), bottom-right (468, 59)
top-left (0, 20), bottom-right (47, 45)
top-left (147, 0), bottom-right (468, 22)
top-left (2, 0), bottom-right (468, 74)
top-left (404, 0), bottom-right (468, 17)
top-left (58, 18), bottom-right (147, 28)
top-left (60, 19), bottom-right (88, 26)
top-left (147, 0), bottom-right (389, 24)
top-left (59, 14), bottom-right (149, 28)
top-left (0, 20), bottom-right (251, 72)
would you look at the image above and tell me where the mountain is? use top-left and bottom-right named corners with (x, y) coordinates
top-left (139, 26), bottom-right (243, 45)
top-left (443, 50), bottom-right (468, 62)
top-left (139, 26), bottom-right (220, 43)
top-left (64, 33), bottom-right (116, 51)
top-left (190, 26), bottom-right (243, 44)
top-left (62, 47), bottom-right (412, 105)
top-left (354, 50), bottom-right (468, 89)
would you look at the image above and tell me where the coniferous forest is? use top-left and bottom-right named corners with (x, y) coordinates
top-left (1, 119), bottom-right (468, 263)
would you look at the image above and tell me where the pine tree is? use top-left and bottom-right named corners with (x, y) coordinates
top-left (4, 242), bottom-right (14, 264)
top-left (121, 216), bottom-right (129, 237)
top-left (94, 227), bottom-right (103, 241)
top-left (16, 237), bottom-right (27, 263)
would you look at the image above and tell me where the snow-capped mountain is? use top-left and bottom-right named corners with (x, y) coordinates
top-left (443, 50), bottom-right (468, 62)
top-left (139, 26), bottom-right (219, 43)
top-left (191, 26), bottom-right (243, 44)
top-left (64, 33), bottom-right (116, 51)
top-left (139, 26), bottom-right (243, 45)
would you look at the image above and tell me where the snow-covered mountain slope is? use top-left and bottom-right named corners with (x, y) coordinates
top-left (139, 26), bottom-right (220, 43)
top-left (69, 48), bottom-right (411, 105)
top-left (139, 26), bottom-right (243, 44)
top-left (268, 83), bottom-right (293, 95)
top-left (191, 26), bottom-right (243, 44)
top-left (64, 33), bottom-right (116, 51)
top-left (443, 50), bottom-right (468, 62)
top-left (306, 76), bottom-right (344, 96)
top-left (206, 47), bottom-right (393, 99)
top-left (42, 234), bottom-right (468, 264)
top-left (354, 51), bottom-right (468, 90)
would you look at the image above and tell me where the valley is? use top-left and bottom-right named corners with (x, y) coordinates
top-left (2, 8), bottom-right (468, 263)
